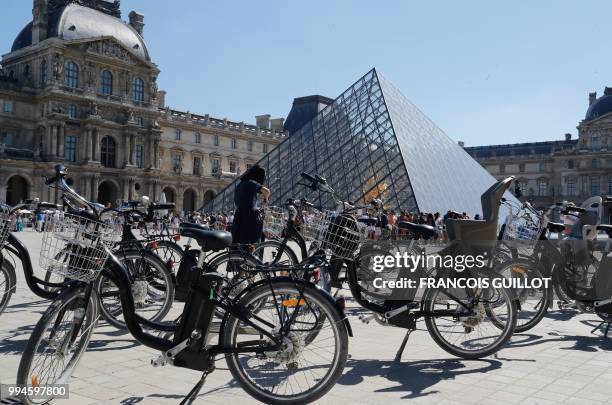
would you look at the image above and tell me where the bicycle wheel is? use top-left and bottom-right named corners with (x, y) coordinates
top-left (0, 258), bottom-right (16, 315)
top-left (492, 259), bottom-right (550, 333)
top-left (424, 271), bottom-right (517, 359)
top-left (223, 280), bottom-right (348, 404)
top-left (95, 250), bottom-right (174, 329)
top-left (17, 287), bottom-right (98, 405)
top-left (254, 240), bottom-right (298, 266)
top-left (149, 240), bottom-right (184, 274)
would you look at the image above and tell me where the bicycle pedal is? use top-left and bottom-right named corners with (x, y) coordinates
top-left (358, 314), bottom-right (374, 324)
top-left (151, 355), bottom-right (167, 367)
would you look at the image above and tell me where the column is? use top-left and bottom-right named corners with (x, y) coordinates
top-left (81, 175), bottom-right (90, 200)
top-left (0, 184), bottom-right (7, 203)
top-left (129, 135), bottom-right (136, 166)
top-left (92, 175), bottom-right (100, 202)
top-left (85, 129), bottom-right (92, 161)
top-left (50, 125), bottom-right (58, 159)
top-left (57, 124), bottom-right (65, 159)
top-left (93, 130), bottom-right (101, 162)
top-left (123, 134), bottom-right (130, 167)
top-left (154, 140), bottom-right (160, 169)
top-left (122, 177), bottom-right (130, 201)
top-left (44, 126), bottom-right (53, 158)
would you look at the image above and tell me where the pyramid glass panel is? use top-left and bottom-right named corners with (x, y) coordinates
top-left (205, 69), bottom-right (501, 216)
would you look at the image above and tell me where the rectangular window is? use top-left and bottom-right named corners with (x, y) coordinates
top-left (214, 135), bottom-right (219, 146)
top-left (135, 144), bottom-right (143, 168)
top-left (137, 117), bottom-right (145, 128)
top-left (538, 162), bottom-right (546, 172)
top-left (262, 143), bottom-right (268, 153)
top-left (231, 138), bottom-right (237, 149)
top-left (247, 140), bottom-right (253, 152)
top-left (229, 160), bottom-right (237, 173)
top-left (591, 176), bottom-right (600, 196)
top-left (212, 158), bottom-right (220, 174)
top-left (499, 164), bottom-right (505, 174)
top-left (592, 135), bottom-right (601, 150)
top-left (567, 179), bottom-right (576, 196)
top-left (2, 131), bottom-right (14, 146)
top-left (519, 163), bottom-right (525, 173)
top-left (591, 159), bottom-right (600, 169)
top-left (193, 156), bottom-right (202, 175)
top-left (172, 154), bottom-right (182, 172)
top-left (68, 104), bottom-right (78, 119)
top-left (175, 128), bottom-right (182, 141)
top-left (567, 159), bottom-right (574, 169)
top-left (3, 100), bottom-right (13, 114)
top-left (609, 176), bottom-right (612, 194)
top-left (538, 180), bottom-right (547, 196)
top-left (195, 132), bottom-right (201, 144)
top-left (64, 135), bottom-right (77, 162)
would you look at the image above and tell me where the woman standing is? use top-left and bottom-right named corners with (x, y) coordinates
top-left (231, 165), bottom-right (270, 244)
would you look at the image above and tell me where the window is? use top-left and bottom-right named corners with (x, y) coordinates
top-left (1, 130), bottom-right (14, 146)
top-left (68, 104), bottom-right (78, 119)
top-left (132, 77), bottom-right (144, 102)
top-left (229, 161), bottom-right (237, 173)
top-left (538, 180), bottom-right (547, 196)
top-left (567, 178), bottom-right (576, 196)
top-left (262, 143), bottom-right (268, 153)
top-left (519, 163), bottom-right (525, 173)
top-left (499, 164), bottom-right (505, 174)
top-left (231, 138), bottom-right (237, 149)
top-left (592, 134), bottom-right (601, 150)
top-left (100, 136), bottom-right (116, 168)
top-left (135, 144), bottom-right (143, 168)
top-left (136, 117), bottom-right (144, 127)
top-left (591, 176), bottom-right (600, 196)
top-left (247, 140), bottom-right (253, 152)
top-left (64, 135), bottom-right (77, 162)
top-left (591, 159), bottom-right (600, 169)
top-left (609, 176), bottom-right (612, 194)
top-left (195, 131), bottom-right (201, 144)
top-left (193, 156), bottom-right (202, 175)
top-left (567, 159), bottom-right (574, 169)
top-left (3, 100), bottom-right (13, 114)
top-left (212, 158), bottom-right (220, 174)
top-left (175, 128), bottom-right (182, 141)
top-left (172, 154), bottom-right (182, 172)
top-left (40, 60), bottom-right (47, 86)
top-left (65, 61), bottom-right (78, 88)
top-left (538, 162), bottom-right (546, 172)
top-left (213, 135), bottom-right (219, 146)
top-left (101, 70), bottom-right (113, 95)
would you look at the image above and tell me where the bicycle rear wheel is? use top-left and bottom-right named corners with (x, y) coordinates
top-left (17, 287), bottom-right (98, 404)
top-left (223, 280), bottom-right (348, 404)
top-left (0, 258), bottom-right (16, 315)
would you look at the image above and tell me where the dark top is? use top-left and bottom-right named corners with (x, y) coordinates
top-left (231, 180), bottom-right (263, 244)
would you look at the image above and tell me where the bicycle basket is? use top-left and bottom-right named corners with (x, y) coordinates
top-left (263, 206), bottom-right (287, 239)
top-left (39, 211), bottom-right (119, 283)
top-left (0, 205), bottom-right (16, 247)
top-left (300, 210), bottom-right (327, 242)
top-left (503, 214), bottom-right (542, 241)
top-left (311, 211), bottom-right (364, 260)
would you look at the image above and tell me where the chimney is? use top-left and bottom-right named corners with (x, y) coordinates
top-left (605, 87), bottom-right (612, 96)
top-left (129, 11), bottom-right (145, 36)
top-left (458, 140), bottom-right (465, 148)
top-left (157, 90), bottom-right (166, 108)
top-left (270, 118), bottom-right (285, 132)
top-left (32, 0), bottom-right (48, 45)
top-left (565, 133), bottom-right (572, 142)
top-left (589, 92), bottom-right (597, 106)
top-left (255, 114), bottom-right (271, 129)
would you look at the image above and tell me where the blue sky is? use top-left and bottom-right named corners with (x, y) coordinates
top-left (1, 1), bottom-right (610, 146)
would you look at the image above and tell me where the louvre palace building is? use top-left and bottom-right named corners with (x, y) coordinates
top-left (0, 0), bottom-right (284, 212)
top-left (464, 89), bottom-right (612, 212)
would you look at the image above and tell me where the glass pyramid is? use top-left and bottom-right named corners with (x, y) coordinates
top-left (205, 68), bottom-right (499, 216)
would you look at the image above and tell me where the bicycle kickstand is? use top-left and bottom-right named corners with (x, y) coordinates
top-left (590, 320), bottom-right (611, 338)
top-left (394, 329), bottom-right (413, 362)
top-left (180, 371), bottom-right (209, 405)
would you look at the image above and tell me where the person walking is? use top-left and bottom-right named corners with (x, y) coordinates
top-left (231, 165), bottom-right (270, 245)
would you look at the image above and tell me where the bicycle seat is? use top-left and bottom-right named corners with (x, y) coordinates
top-left (597, 224), bottom-right (612, 238)
top-left (547, 222), bottom-right (565, 233)
top-left (397, 221), bottom-right (438, 240)
top-left (179, 223), bottom-right (232, 251)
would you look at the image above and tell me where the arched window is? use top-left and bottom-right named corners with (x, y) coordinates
top-left (40, 60), bottom-right (47, 86)
top-left (65, 61), bottom-right (79, 88)
top-left (101, 70), bottom-right (113, 95)
top-left (132, 77), bottom-right (144, 102)
top-left (101, 136), bottom-right (116, 168)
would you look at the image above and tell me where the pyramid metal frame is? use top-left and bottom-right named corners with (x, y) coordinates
top-left (204, 68), bottom-right (498, 216)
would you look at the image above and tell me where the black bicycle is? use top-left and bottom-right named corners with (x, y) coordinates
top-left (17, 165), bottom-right (350, 405)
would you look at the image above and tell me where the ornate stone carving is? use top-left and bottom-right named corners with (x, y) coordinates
top-left (150, 75), bottom-right (158, 100)
top-left (86, 40), bottom-right (134, 64)
top-left (52, 53), bottom-right (63, 82)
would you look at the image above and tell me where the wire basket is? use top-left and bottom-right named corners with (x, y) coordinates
top-left (502, 213), bottom-right (542, 241)
top-left (309, 211), bottom-right (365, 260)
top-left (0, 205), bottom-right (15, 247)
top-left (299, 210), bottom-right (328, 242)
top-left (39, 212), bottom-right (119, 283)
top-left (263, 206), bottom-right (287, 239)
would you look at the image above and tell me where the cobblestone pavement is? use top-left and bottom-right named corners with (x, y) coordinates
top-left (1, 231), bottom-right (612, 404)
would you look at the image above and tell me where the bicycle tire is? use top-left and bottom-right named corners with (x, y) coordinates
top-left (0, 257), bottom-right (16, 315)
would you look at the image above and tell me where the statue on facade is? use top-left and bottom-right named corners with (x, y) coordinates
top-left (127, 109), bottom-right (135, 123)
top-left (150, 75), bottom-right (158, 100)
top-left (86, 62), bottom-right (96, 88)
top-left (52, 53), bottom-right (63, 82)
top-left (90, 101), bottom-right (99, 117)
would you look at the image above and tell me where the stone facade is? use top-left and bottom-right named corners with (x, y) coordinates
top-left (0, 0), bottom-right (284, 212)
top-left (464, 91), bottom-right (612, 208)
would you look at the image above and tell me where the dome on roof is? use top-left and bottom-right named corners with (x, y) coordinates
top-left (11, 3), bottom-right (149, 61)
top-left (585, 92), bottom-right (612, 121)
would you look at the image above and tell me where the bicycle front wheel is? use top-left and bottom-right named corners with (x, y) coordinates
top-left (223, 280), bottom-right (348, 404)
top-left (17, 287), bottom-right (98, 404)
top-left (0, 258), bottom-right (16, 315)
